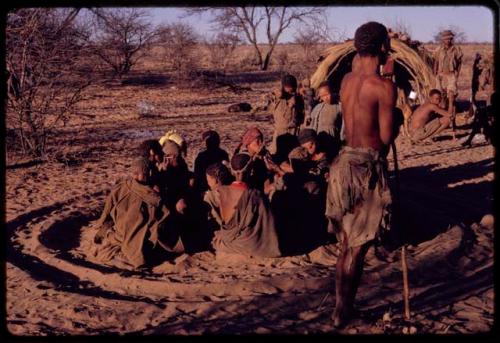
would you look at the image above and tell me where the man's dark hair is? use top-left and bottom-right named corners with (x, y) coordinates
top-left (139, 139), bottom-right (163, 158)
top-left (429, 89), bottom-right (442, 97)
top-left (231, 153), bottom-right (252, 172)
top-left (202, 130), bottom-right (220, 149)
top-left (206, 162), bottom-right (232, 185)
top-left (132, 157), bottom-right (152, 178)
top-left (282, 74), bottom-right (298, 89)
top-left (317, 81), bottom-right (331, 92)
top-left (354, 21), bottom-right (388, 57)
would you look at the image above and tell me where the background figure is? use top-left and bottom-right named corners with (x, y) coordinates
top-left (269, 74), bottom-right (305, 154)
top-left (299, 78), bottom-right (318, 130)
top-left (433, 29), bottom-right (463, 138)
top-left (306, 81), bottom-right (343, 159)
top-left (194, 130), bottom-right (229, 193)
top-left (93, 157), bottom-right (184, 269)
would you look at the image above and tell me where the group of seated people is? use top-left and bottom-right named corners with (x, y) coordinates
top-left (93, 126), bottom-right (342, 269)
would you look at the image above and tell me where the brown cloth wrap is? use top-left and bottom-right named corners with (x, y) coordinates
top-left (93, 179), bottom-right (183, 268)
top-left (211, 186), bottom-right (281, 257)
top-left (325, 146), bottom-right (392, 248)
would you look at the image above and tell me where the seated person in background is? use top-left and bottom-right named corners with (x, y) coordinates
top-left (211, 153), bottom-right (282, 258)
top-left (159, 129), bottom-right (188, 158)
top-left (409, 89), bottom-right (452, 143)
top-left (157, 139), bottom-right (190, 214)
top-left (93, 157), bottom-right (184, 269)
top-left (194, 130), bottom-right (229, 193)
top-left (298, 128), bottom-right (331, 182)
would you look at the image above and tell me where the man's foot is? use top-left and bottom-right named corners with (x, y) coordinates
top-left (331, 306), bottom-right (354, 329)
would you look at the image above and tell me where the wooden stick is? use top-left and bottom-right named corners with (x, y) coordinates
top-left (401, 245), bottom-right (411, 320)
top-left (391, 141), bottom-right (411, 321)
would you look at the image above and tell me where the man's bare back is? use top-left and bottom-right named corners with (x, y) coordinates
top-left (340, 63), bottom-right (396, 152)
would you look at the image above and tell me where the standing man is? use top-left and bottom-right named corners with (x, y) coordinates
top-left (325, 22), bottom-right (395, 328)
top-left (269, 74), bottom-right (304, 154)
top-left (433, 29), bottom-right (463, 138)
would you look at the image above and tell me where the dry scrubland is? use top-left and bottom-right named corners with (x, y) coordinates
top-left (5, 42), bottom-right (495, 335)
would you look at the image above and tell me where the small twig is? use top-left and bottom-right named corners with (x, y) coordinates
top-left (316, 292), bottom-right (330, 311)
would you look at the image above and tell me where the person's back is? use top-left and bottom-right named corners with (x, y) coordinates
top-left (326, 22), bottom-right (395, 329)
top-left (340, 67), bottom-right (394, 152)
top-left (211, 153), bottom-right (281, 258)
top-left (93, 158), bottom-right (183, 269)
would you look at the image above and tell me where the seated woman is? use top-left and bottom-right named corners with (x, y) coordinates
top-left (210, 153), bottom-right (282, 258)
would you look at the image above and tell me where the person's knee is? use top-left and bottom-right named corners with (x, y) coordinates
top-left (441, 117), bottom-right (451, 127)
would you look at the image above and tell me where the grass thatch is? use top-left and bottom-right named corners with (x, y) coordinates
top-left (310, 39), bottom-right (437, 104)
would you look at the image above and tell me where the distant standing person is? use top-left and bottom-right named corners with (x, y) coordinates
top-left (409, 89), bottom-right (452, 143)
top-left (269, 74), bottom-right (304, 154)
top-left (433, 29), bottom-right (463, 137)
top-left (325, 21), bottom-right (395, 328)
top-left (306, 81), bottom-right (343, 157)
top-left (299, 78), bottom-right (317, 129)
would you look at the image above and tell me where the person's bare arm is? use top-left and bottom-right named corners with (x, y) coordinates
top-left (378, 79), bottom-right (396, 146)
top-left (430, 104), bottom-right (452, 117)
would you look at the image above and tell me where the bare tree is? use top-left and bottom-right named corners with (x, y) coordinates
top-left (6, 8), bottom-right (94, 157)
top-left (294, 22), bottom-right (330, 64)
top-left (206, 32), bottom-right (242, 73)
top-left (156, 22), bottom-right (199, 80)
top-left (186, 6), bottom-right (323, 70)
top-left (433, 25), bottom-right (467, 43)
top-left (89, 8), bottom-right (157, 78)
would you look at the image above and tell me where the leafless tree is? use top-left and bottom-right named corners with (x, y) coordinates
top-left (294, 21), bottom-right (330, 64)
top-left (186, 6), bottom-right (323, 70)
top-left (88, 8), bottom-right (157, 78)
top-left (6, 8), bottom-right (94, 157)
top-left (433, 25), bottom-right (467, 43)
top-left (206, 32), bottom-right (242, 73)
top-left (156, 22), bottom-right (199, 80)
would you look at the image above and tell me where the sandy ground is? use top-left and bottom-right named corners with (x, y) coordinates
top-left (5, 48), bottom-right (494, 335)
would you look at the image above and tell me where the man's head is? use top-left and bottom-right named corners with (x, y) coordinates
top-left (429, 89), bottom-right (442, 105)
top-left (206, 162), bottom-right (231, 190)
top-left (202, 130), bottom-right (220, 150)
top-left (242, 127), bottom-right (264, 155)
top-left (317, 81), bottom-right (332, 104)
top-left (298, 129), bottom-right (318, 155)
top-left (354, 21), bottom-right (390, 65)
top-left (159, 130), bottom-right (187, 157)
top-left (440, 30), bottom-right (454, 48)
top-left (230, 153), bottom-right (252, 182)
top-left (139, 139), bottom-right (163, 163)
top-left (162, 139), bottom-right (181, 167)
top-left (282, 74), bottom-right (298, 95)
top-left (132, 157), bottom-right (153, 185)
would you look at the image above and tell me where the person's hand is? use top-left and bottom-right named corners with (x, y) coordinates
top-left (264, 155), bottom-right (279, 173)
top-left (280, 161), bottom-right (293, 173)
top-left (176, 198), bottom-right (187, 214)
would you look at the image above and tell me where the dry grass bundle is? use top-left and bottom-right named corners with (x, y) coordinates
top-left (310, 39), bottom-right (438, 104)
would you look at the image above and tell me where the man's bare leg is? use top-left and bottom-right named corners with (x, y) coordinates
top-left (428, 117), bottom-right (452, 142)
top-left (332, 231), bottom-right (370, 328)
